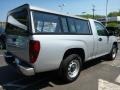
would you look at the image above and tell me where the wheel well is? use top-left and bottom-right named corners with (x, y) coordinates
top-left (113, 42), bottom-right (118, 49)
top-left (63, 48), bottom-right (85, 63)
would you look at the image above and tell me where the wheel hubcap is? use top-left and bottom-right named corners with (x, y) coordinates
top-left (112, 48), bottom-right (117, 59)
top-left (68, 60), bottom-right (80, 78)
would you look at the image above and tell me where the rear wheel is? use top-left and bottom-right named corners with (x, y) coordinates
top-left (59, 54), bottom-right (82, 83)
top-left (5, 52), bottom-right (16, 66)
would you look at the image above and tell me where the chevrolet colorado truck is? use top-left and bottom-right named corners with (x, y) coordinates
top-left (5, 4), bottom-right (118, 82)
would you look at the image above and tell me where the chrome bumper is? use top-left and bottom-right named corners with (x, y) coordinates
top-left (15, 59), bottom-right (35, 76)
top-left (17, 64), bottom-right (35, 76)
top-left (4, 52), bottom-right (35, 76)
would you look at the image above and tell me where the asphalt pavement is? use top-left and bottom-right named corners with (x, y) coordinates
top-left (0, 45), bottom-right (120, 90)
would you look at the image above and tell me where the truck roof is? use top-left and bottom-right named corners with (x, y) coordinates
top-left (8, 4), bottom-right (88, 21)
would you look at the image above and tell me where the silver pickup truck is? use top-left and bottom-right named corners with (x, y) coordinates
top-left (5, 4), bottom-right (118, 82)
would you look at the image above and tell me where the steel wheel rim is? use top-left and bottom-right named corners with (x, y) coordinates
top-left (112, 48), bottom-right (117, 59)
top-left (67, 59), bottom-right (80, 78)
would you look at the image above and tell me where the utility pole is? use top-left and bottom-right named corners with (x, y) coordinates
top-left (106, 0), bottom-right (108, 26)
top-left (92, 5), bottom-right (95, 19)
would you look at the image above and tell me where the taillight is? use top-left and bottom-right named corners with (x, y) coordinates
top-left (29, 40), bottom-right (40, 63)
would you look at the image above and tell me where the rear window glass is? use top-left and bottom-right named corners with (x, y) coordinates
top-left (7, 9), bottom-right (28, 30)
top-left (6, 9), bottom-right (28, 35)
top-left (33, 12), bottom-right (61, 33)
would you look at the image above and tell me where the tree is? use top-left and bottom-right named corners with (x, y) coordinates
top-left (108, 11), bottom-right (120, 17)
top-left (76, 14), bottom-right (105, 19)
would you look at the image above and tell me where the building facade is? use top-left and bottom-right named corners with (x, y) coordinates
top-left (0, 22), bottom-right (6, 29)
top-left (97, 16), bottom-right (120, 29)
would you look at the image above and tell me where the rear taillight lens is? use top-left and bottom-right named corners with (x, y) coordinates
top-left (29, 40), bottom-right (40, 63)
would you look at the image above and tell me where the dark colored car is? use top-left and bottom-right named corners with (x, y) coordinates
top-left (0, 28), bottom-right (6, 49)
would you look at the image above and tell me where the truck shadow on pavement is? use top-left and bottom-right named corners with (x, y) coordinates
top-left (0, 58), bottom-right (105, 90)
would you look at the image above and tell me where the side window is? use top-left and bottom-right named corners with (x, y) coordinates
top-left (75, 19), bottom-right (91, 34)
top-left (67, 18), bottom-right (76, 33)
top-left (33, 12), bottom-right (61, 33)
top-left (95, 22), bottom-right (107, 36)
top-left (61, 17), bottom-right (69, 32)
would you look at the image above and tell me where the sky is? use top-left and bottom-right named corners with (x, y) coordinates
top-left (0, 0), bottom-right (120, 21)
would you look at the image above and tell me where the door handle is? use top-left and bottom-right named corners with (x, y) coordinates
top-left (98, 38), bottom-right (102, 41)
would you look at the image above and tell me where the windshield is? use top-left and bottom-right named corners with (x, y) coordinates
top-left (6, 9), bottom-right (28, 35)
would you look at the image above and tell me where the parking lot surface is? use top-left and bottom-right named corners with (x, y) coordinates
top-left (0, 44), bottom-right (120, 90)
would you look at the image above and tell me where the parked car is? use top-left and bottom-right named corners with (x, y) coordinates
top-left (5, 4), bottom-right (118, 83)
top-left (0, 28), bottom-right (6, 49)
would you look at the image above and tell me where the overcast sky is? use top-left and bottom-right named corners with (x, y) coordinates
top-left (0, 0), bottom-right (120, 21)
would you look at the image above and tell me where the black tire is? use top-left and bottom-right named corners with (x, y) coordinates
top-left (106, 45), bottom-right (118, 60)
top-left (5, 52), bottom-right (16, 66)
top-left (59, 54), bottom-right (82, 83)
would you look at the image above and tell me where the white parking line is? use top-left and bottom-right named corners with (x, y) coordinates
top-left (115, 74), bottom-right (120, 84)
top-left (0, 55), bottom-right (3, 57)
top-left (98, 79), bottom-right (120, 90)
top-left (0, 85), bottom-right (3, 90)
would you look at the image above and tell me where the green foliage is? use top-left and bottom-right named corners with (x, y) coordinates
top-left (108, 11), bottom-right (120, 17)
top-left (107, 22), bottom-right (118, 27)
top-left (76, 14), bottom-right (105, 19)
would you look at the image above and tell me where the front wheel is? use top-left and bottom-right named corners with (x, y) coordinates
top-left (106, 45), bottom-right (118, 60)
top-left (59, 54), bottom-right (82, 83)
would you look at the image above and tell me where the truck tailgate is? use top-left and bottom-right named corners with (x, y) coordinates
top-left (7, 35), bottom-right (30, 62)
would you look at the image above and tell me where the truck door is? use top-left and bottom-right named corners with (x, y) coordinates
top-left (94, 21), bottom-right (109, 56)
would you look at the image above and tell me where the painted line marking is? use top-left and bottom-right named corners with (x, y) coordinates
top-left (0, 55), bottom-right (3, 57)
top-left (98, 79), bottom-right (120, 90)
top-left (0, 85), bottom-right (3, 90)
top-left (115, 74), bottom-right (120, 84)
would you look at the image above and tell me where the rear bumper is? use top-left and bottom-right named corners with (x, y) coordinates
top-left (4, 52), bottom-right (35, 76)
top-left (17, 64), bottom-right (35, 76)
